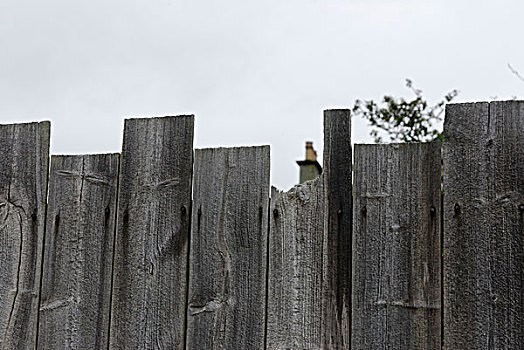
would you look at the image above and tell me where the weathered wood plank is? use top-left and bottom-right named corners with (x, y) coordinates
top-left (109, 116), bottom-right (194, 350)
top-left (352, 143), bottom-right (441, 349)
top-left (266, 109), bottom-right (351, 349)
top-left (322, 109), bottom-right (352, 349)
top-left (443, 101), bottom-right (524, 349)
top-left (267, 180), bottom-right (325, 349)
top-left (37, 154), bottom-right (119, 349)
top-left (0, 121), bottom-right (50, 349)
top-left (186, 146), bottom-right (270, 350)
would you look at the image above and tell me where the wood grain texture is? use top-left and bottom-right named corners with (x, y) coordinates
top-left (0, 122), bottom-right (50, 349)
top-left (267, 180), bottom-right (325, 349)
top-left (266, 110), bottom-right (351, 349)
top-left (38, 154), bottom-right (119, 349)
top-left (322, 109), bottom-right (352, 349)
top-left (352, 143), bottom-right (441, 350)
top-left (109, 116), bottom-right (194, 350)
top-left (186, 146), bottom-right (270, 350)
top-left (443, 101), bottom-right (524, 349)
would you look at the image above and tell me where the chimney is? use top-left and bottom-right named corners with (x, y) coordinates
top-left (296, 141), bottom-right (322, 184)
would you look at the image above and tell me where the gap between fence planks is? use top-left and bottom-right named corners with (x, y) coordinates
top-left (352, 142), bottom-right (441, 349)
top-left (0, 122), bottom-right (50, 350)
top-left (443, 101), bottom-right (524, 349)
top-left (186, 146), bottom-right (270, 350)
top-left (109, 116), bottom-right (194, 350)
top-left (38, 154), bottom-right (119, 350)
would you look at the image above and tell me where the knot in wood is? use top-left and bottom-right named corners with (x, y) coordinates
top-left (454, 203), bottom-right (460, 215)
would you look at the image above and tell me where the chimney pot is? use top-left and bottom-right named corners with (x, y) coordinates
top-left (296, 141), bottom-right (322, 184)
top-left (305, 141), bottom-right (317, 161)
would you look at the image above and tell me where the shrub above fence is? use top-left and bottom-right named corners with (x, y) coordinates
top-left (0, 101), bottom-right (522, 349)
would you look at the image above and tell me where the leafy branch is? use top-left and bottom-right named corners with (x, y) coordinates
top-left (352, 79), bottom-right (458, 143)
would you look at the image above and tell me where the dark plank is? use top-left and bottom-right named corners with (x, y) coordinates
top-left (322, 109), bottom-right (352, 349)
top-left (186, 146), bottom-right (270, 350)
top-left (443, 101), bottom-right (524, 349)
top-left (0, 121), bottom-right (50, 349)
top-left (109, 116), bottom-right (194, 350)
top-left (37, 154), bottom-right (119, 349)
top-left (266, 109), bottom-right (351, 349)
top-left (352, 143), bottom-right (441, 349)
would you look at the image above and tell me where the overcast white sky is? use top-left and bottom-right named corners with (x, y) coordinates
top-left (1, 0), bottom-right (523, 189)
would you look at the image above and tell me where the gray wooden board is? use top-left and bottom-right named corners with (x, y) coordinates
top-left (266, 110), bottom-right (351, 349)
top-left (185, 146), bottom-right (270, 350)
top-left (0, 122), bottom-right (50, 349)
top-left (38, 154), bottom-right (119, 349)
top-left (267, 180), bottom-right (325, 349)
top-left (322, 109), bottom-right (352, 349)
top-left (109, 116), bottom-right (194, 350)
top-left (352, 143), bottom-right (441, 349)
top-left (443, 101), bottom-right (524, 349)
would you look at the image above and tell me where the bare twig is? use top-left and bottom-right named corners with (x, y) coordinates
top-left (507, 63), bottom-right (524, 83)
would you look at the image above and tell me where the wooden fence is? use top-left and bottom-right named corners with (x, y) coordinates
top-left (0, 101), bottom-right (522, 349)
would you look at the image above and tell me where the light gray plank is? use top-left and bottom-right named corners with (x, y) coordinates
top-left (0, 121), bottom-right (50, 349)
top-left (37, 154), bottom-right (119, 349)
top-left (352, 143), bottom-right (441, 349)
top-left (109, 116), bottom-right (194, 350)
top-left (267, 180), bottom-right (325, 349)
top-left (443, 101), bottom-right (524, 349)
top-left (266, 109), bottom-right (351, 349)
top-left (186, 146), bottom-right (270, 350)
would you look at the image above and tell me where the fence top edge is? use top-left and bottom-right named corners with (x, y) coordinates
top-left (0, 120), bottom-right (51, 128)
top-left (354, 141), bottom-right (441, 148)
top-left (123, 114), bottom-right (194, 122)
top-left (196, 145), bottom-right (270, 152)
top-left (447, 100), bottom-right (524, 107)
top-left (270, 175), bottom-right (322, 198)
top-left (51, 152), bottom-right (120, 159)
top-left (323, 108), bottom-right (351, 112)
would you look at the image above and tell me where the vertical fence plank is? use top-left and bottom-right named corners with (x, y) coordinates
top-left (443, 101), bottom-right (524, 348)
top-left (0, 122), bottom-right (50, 349)
top-left (109, 116), bottom-right (194, 350)
top-left (38, 154), bottom-right (119, 349)
top-left (322, 109), bottom-right (352, 348)
top-left (266, 109), bottom-right (351, 349)
top-left (352, 143), bottom-right (441, 349)
top-left (267, 180), bottom-right (325, 349)
top-left (186, 146), bottom-right (270, 350)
